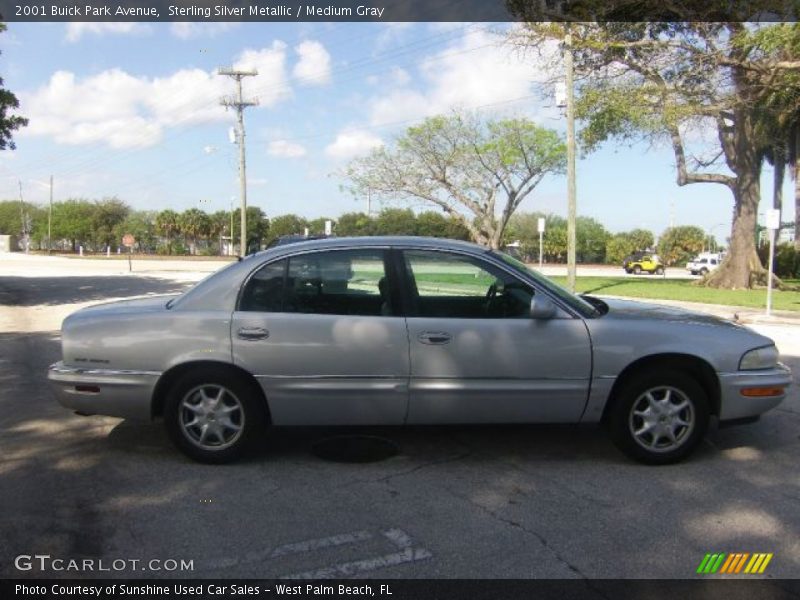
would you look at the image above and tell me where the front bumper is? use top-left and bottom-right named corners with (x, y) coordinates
top-left (718, 364), bottom-right (793, 421)
top-left (47, 361), bottom-right (160, 420)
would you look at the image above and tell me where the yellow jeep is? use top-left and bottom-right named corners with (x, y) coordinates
top-left (623, 253), bottom-right (665, 275)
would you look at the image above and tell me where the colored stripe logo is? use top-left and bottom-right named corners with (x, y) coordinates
top-left (697, 553), bottom-right (773, 574)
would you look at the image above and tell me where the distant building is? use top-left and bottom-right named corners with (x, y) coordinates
top-left (0, 235), bottom-right (18, 252)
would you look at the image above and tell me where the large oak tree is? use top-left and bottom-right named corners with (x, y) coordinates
top-left (515, 22), bottom-right (800, 288)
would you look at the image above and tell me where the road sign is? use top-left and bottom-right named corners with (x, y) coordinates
top-left (122, 234), bottom-right (135, 247)
top-left (766, 209), bottom-right (780, 231)
top-left (538, 217), bottom-right (546, 233)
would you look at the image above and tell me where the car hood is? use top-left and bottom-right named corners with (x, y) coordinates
top-left (598, 297), bottom-right (747, 332)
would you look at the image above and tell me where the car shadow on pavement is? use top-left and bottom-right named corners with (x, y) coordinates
top-left (0, 276), bottom-right (193, 307)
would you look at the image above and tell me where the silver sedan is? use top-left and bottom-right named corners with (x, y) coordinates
top-left (48, 237), bottom-right (792, 464)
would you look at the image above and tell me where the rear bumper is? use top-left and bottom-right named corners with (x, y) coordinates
top-left (47, 361), bottom-right (159, 420)
top-left (718, 364), bottom-right (792, 421)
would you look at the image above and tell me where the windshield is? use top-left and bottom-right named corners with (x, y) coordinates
top-left (490, 251), bottom-right (599, 318)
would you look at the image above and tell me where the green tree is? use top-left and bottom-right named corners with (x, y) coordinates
top-left (335, 212), bottom-right (375, 237)
top-left (115, 211), bottom-right (157, 253)
top-left (576, 216), bottom-right (611, 263)
top-left (51, 199), bottom-right (95, 252)
top-left (658, 226), bottom-right (706, 266)
top-left (375, 208), bottom-right (417, 236)
top-left (507, 212), bottom-right (562, 261)
top-left (92, 197), bottom-right (129, 250)
top-left (0, 24), bottom-right (28, 151)
top-left (345, 113), bottom-right (566, 249)
top-left (605, 229), bottom-right (656, 265)
top-left (208, 210), bottom-right (230, 255)
top-left (179, 208), bottom-right (211, 255)
top-left (232, 206), bottom-right (269, 252)
top-left (516, 23), bottom-right (800, 288)
top-left (0, 200), bottom-right (23, 237)
top-left (416, 211), bottom-right (456, 238)
top-left (155, 209), bottom-right (180, 255)
top-left (266, 213), bottom-right (306, 245)
top-left (308, 217), bottom-right (334, 236)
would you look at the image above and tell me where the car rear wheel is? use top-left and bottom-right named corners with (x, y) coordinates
top-left (633, 265), bottom-right (642, 275)
top-left (608, 370), bottom-right (709, 464)
top-left (164, 367), bottom-right (267, 463)
top-left (700, 267), bottom-right (709, 275)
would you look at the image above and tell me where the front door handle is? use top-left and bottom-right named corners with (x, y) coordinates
top-left (418, 331), bottom-right (451, 345)
top-left (237, 327), bottom-right (270, 341)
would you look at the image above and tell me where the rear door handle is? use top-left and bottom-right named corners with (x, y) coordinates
top-left (418, 331), bottom-right (451, 345)
top-left (237, 327), bottom-right (270, 341)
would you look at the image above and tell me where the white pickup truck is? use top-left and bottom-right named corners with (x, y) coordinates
top-left (686, 253), bottom-right (724, 275)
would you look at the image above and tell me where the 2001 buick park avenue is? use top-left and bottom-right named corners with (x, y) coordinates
top-left (48, 237), bottom-right (792, 464)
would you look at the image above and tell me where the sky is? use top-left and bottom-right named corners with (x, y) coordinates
top-left (0, 21), bottom-right (794, 244)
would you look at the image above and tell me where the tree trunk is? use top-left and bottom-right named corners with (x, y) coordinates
top-left (706, 117), bottom-right (765, 289)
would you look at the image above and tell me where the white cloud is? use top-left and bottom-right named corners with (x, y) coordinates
top-left (368, 27), bottom-right (552, 126)
top-left (65, 22), bottom-right (148, 43)
top-left (234, 43), bottom-right (292, 106)
top-left (170, 22), bottom-right (239, 40)
top-left (267, 140), bottom-right (307, 158)
top-left (21, 43), bottom-right (290, 149)
top-left (324, 130), bottom-right (383, 160)
top-left (293, 41), bottom-right (332, 85)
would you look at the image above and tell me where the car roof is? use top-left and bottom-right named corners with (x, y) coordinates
top-left (250, 235), bottom-right (487, 259)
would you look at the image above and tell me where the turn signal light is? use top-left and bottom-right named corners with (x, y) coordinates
top-left (740, 387), bottom-right (785, 398)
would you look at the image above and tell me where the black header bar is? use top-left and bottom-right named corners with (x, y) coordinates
top-left (0, 0), bottom-right (797, 22)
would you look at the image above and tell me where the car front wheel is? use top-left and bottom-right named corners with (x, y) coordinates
top-left (164, 367), bottom-right (267, 463)
top-left (608, 370), bottom-right (709, 464)
top-left (655, 266), bottom-right (664, 275)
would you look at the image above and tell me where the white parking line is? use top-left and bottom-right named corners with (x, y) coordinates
top-left (205, 527), bottom-right (432, 577)
top-left (271, 530), bottom-right (373, 558)
top-left (281, 528), bottom-right (432, 579)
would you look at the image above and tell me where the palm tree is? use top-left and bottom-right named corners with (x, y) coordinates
top-left (179, 208), bottom-right (211, 255)
top-left (209, 210), bottom-right (230, 256)
top-left (155, 209), bottom-right (179, 255)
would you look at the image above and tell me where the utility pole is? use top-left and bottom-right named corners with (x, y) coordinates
top-left (565, 25), bottom-right (577, 292)
top-left (48, 175), bottom-right (53, 255)
top-left (219, 67), bottom-right (258, 256)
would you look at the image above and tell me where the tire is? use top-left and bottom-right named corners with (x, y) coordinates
top-left (700, 267), bottom-right (709, 276)
top-left (164, 366), bottom-right (268, 463)
top-left (655, 266), bottom-right (664, 275)
top-left (633, 265), bottom-right (642, 275)
top-left (607, 370), bottom-right (709, 465)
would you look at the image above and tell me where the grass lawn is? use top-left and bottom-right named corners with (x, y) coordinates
top-left (549, 276), bottom-right (800, 312)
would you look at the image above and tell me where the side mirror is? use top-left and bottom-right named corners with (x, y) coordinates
top-left (530, 294), bottom-right (557, 320)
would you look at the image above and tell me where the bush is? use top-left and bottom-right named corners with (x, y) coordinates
top-left (758, 243), bottom-right (800, 278)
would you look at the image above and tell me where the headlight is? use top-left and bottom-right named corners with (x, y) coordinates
top-left (739, 345), bottom-right (779, 371)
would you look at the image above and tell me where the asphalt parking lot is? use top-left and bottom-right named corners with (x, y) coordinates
top-left (1, 253), bottom-right (799, 580)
